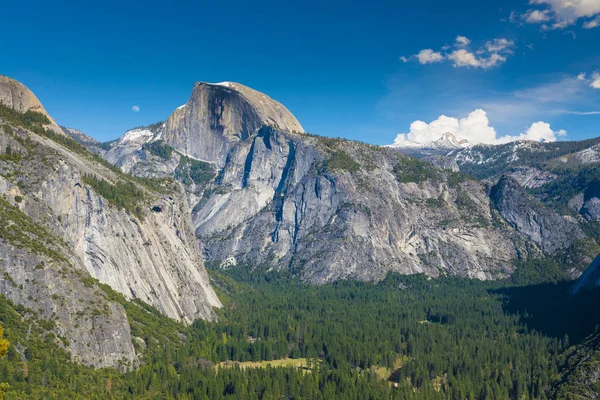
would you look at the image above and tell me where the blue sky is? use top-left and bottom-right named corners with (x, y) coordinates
top-left (1, 0), bottom-right (599, 144)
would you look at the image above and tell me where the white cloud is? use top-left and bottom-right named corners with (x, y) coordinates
top-left (496, 121), bottom-right (567, 143)
top-left (591, 72), bottom-right (600, 89)
top-left (448, 49), bottom-right (507, 69)
top-left (417, 49), bottom-right (445, 64)
top-left (455, 35), bottom-right (471, 46)
top-left (524, 0), bottom-right (600, 29)
top-left (578, 73), bottom-right (587, 80)
top-left (132, 105), bottom-right (140, 112)
top-left (485, 38), bottom-right (515, 53)
top-left (585, 15), bottom-right (600, 28)
top-left (531, 0), bottom-right (600, 18)
top-left (447, 49), bottom-right (481, 68)
top-left (524, 9), bottom-right (552, 22)
top-left (391, 109), bottom-right (567, 146)
top-left (402, 36), bottom-right (514, 70)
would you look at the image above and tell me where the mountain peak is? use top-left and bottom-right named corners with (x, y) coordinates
top-left (390, 132), bottom-right (471, 152)
top-left (437, 132), bottom-right (471, 147)
top-left (157, 80), bottom-right (305, 165)
top-left (190, 81), bottom-right (305, 134)
top-left (0, 75), bottom-right (64, 135)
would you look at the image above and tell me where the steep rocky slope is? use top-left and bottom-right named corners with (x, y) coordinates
top-left (194, 128), bottom-right (521, 282)
top-left (490, 176), bottom-right (585, 254)
top-left (100, 81), bottom-right (600, 283)
top-left (103, 82), bottom-right (586, 283)
top-left (0, 78), bottom-right (221, 367)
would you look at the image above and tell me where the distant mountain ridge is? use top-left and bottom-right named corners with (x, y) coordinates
top-left (97, 80), bottom-right (600, 285)
top-left (390, 132), bottom-right (471, 149)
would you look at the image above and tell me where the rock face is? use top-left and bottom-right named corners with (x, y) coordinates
top-left (0, 177), bottom-right (136, 368)
top-left (0, 75), bottom-right (63, 134)
top-left (104, 80), bottom-right (600, 284)
top-left (195, 128), bottom-right (518, 282)
top-left (567, 181), bottom-right (600, 222)
top-left (570, 252), bottom-right (600, 294)
top-left (490, 176), bottom-right (584, 254)
top-left (505, 167), bottom-right (556, 189)
top-left (38, 157), bottom-right (221, 323)
top-left (0, 77), bottom-right (221, 367)
top-left (163, 82), bottom-right (304, 166)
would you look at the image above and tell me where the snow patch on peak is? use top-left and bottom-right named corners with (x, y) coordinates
top-left (176, 104), bottom-right (187, 110)
top-left (121, 128), bottom-right (155, 143)
top-left (390, 132), bottom-right (472, 151)
top-left (439, 132), bottom-right (470, 147)
top-left (215, 82), bottom-right (234, 88)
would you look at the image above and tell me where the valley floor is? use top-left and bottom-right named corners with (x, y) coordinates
top-left (1, 267), bottom-right (600, 399)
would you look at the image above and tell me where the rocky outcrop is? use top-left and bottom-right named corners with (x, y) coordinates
top-left (567, 182), bottom-right (600, 222)
top-left (490, 176), bottom-right (584, 254)
top-left (0, 75), bottom-right (63, 134)
top-left (506, 167), bottom-right (556, 189)
top-left (163, 82), bottom-right (303, 166)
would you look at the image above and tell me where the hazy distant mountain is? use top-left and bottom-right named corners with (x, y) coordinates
top-left (388, 132), bottom-right (472, 157)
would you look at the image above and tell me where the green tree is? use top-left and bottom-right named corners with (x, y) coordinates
top-left (0, 323), bottom-right (9, 399)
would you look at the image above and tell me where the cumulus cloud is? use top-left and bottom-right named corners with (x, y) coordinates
top-left (522, 0), bottom-right (600, 29)
top-left (132, 105), bottom-right (140, 112)
top-left (401, 36), bottom-right (515, 70)
top-left (448, 50), bottom-right (508, 69)
top-left (391, 109), bottom-right (566, 146)
top-left (578, 73), bottom-right (587, 80)
top-left (592, 72), bottom-right (600, 89)
top-left (417, 49), bottom-right (445, 64)
top-left (401, 49), bottom-right (445, 64)
top-left (496, 121), bottom-right (567, 143)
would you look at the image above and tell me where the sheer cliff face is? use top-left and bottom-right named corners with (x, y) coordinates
top-left (36, 154), bottom-right (221, 323)
top-left (163, 82), bottom-right (304, 166)
top-left (195, 128), bottom-right (519, 282)
top-left (0, 78), bottom-right (222, 368)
